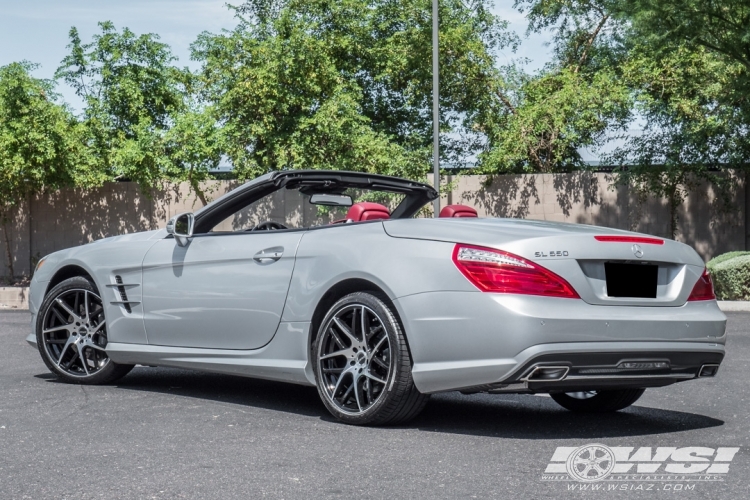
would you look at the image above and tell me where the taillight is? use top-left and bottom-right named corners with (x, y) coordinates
top-left (594, 235), bottom-right (664, 245)
top-left (452, 244), bottom-right (580, 298)
top-left (687, 268), bottom-right (716, 301)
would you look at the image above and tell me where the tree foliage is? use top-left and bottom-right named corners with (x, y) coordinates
top-left (601, 2), bottom-right (750, 237)
top-left (477, 0), bottom-right (632, 174)
top-left (0, 62), bottom-right (88, 275)
top-left (56, 22), bottom-right (221, 196)
top-left (192, 0), bottom-right (507, 180)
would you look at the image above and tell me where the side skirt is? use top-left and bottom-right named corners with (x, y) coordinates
top-left (106, 321), bottom-right (315, 386)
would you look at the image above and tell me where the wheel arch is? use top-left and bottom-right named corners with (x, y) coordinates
top-left (308, 278), bottom-right (410, 357)
top-left (45, 265), bottom-right (98, 297)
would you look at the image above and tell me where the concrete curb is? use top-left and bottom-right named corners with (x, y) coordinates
top-left (0, 286), bottom-right (748, 312)
top-left (0, 287), bottom-right (29, 310)
top-left (718, 301), bottom-right (750, 312)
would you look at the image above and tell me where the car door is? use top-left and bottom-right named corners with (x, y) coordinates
top-left (141, 231), bottom-right (304, 350)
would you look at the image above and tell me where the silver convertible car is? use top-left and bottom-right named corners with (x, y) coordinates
top-left (27, 170), bottom-right (726, 425)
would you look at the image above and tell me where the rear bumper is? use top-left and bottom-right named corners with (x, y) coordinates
top-left (393, 291), bottom-right (727, 393)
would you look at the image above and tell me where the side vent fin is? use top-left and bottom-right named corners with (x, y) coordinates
top-left (115, 275), bottom-right (132, 313)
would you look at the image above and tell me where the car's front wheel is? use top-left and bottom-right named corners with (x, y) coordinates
top-left (36, 276), bottom-right (134, 384)
top-left (313, 292), bottom-right (429, 425)
top-left (550, 389), bottom-right (645, 412)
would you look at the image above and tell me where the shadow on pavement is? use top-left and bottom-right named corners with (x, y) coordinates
top-left (38, 365), bottom-right (723, 439)
top-left (413, 393), bottom-right (724, 439)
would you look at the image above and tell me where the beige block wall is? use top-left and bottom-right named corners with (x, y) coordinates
top-left (0, 172), bottom-right (745, 278)
top-left (442, 172), bottom-right (745, 260)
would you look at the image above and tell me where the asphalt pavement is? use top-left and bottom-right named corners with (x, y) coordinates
top-left (1, 311), bottom-right (748, 499)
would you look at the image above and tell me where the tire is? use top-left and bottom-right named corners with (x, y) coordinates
top-left (36, 276), bottom-right (134, 385)
top-left (313, 292), bottom-right (429, 425)
top-left (550, 389), bottom-right (645, 412)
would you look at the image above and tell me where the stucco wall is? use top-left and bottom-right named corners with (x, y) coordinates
top-left (1, 172), bottom-right (746, 277)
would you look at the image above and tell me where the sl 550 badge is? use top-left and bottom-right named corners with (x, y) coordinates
top-left (534, 250), bottom-right (569, 257)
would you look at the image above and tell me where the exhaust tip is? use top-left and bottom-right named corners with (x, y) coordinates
top-left (524, 365), bottom-right (569, 382)
top-left (698, 364), bottom-right (720, 378)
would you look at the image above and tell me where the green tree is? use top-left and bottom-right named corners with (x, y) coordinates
top-left (606, 43), bottom-right (746, 238)
top-left (56, 22), bottom-right (221, 199)
top-left (477, 0), bottom-right (632, 174)
top-left (192, 0), bottom-right (508, 180)
top-left (602, 1), bottom-right (750, 238)
top-left (0, 62), bottom-right (89, 277)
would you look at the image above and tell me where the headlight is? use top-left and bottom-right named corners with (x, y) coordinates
top-left (35, 256), bottom-right (48, 273)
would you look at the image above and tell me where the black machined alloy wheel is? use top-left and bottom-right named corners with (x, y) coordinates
top-left (550, 388), bottom-right (646, 412)
top-left (313, 292), bottom-right (429, 425)
top-left (36, 277), bottom-right (134, 384)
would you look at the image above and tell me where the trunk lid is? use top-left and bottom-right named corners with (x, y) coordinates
top-left (383, 218), bottom-right (706, 307)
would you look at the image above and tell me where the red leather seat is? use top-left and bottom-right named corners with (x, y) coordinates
top-left (439, 204), bottom-right (478, 218)
top-left (346, 202), bottom-right (390, 221)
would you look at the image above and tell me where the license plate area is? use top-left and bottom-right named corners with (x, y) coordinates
top-left (604, 262), bottom-right (658, 298)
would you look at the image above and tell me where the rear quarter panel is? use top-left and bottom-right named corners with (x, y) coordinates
top-left (281, 222), bottom-right (473, 323)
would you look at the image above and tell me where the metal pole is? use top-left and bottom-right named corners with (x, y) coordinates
top-left (432, 0), bottom-right (440, 217)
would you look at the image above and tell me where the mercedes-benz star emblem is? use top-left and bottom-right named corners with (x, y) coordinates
top-left (632, 244), bottom-right (644, 258)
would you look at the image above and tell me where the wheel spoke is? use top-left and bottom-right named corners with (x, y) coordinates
top-left (372, 355), bottom-right (388, 370)
top-left (55, 298), bottom-right (79, 321)
top-left (352, 374), bottom-right (363, 412)
top-left (43, 325), bottom-right (71, 335)
top-left (83, 338), bottom-right (106, 352)
top-left (371, 335), bottom-right (387, 356)
top-left (363, 371), bottom-right (386, 385)
top-left (331, 369), bottom-right (350, 397)
top-left (333, 317), bottom-right (358, 345)
top-left (360, 307), bottom-right (368, 346)
top-left (84, 291), bottom-right (90, 322)
top-left (320, 348), bottom-right (352, 360)
top-left (51, 306), bottom-right (69, 325)
top-left (91, 319), bottom-right (106, 334)
top-left (64, 348), bottom-right (79, 369)
top-left (77, 344), bottom-right (89, 375)
top-left (366, 325), bottom-right (382, 343)
top-left (327, 326), bottom-right (347, 349)
top-left (55, 335), bottom-right (77, 366)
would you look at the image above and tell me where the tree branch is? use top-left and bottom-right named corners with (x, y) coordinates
top-left (574, 14), bottom-right (609, 73)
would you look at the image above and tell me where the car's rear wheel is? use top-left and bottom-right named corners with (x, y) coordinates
top-left (36, 277), bottom-right (134, 384)
top-left (550, 388), bottom-right (645, 412)
top-left (313, 292), bottom-right (429, 425)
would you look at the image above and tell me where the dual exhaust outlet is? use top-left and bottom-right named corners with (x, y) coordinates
top-left (521, 362), bottom-right (720, 382)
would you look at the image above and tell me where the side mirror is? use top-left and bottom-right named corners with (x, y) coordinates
top-left (166, 212), bottom-right (195, 247)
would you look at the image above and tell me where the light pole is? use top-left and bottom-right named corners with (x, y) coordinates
top-left (432, 0), bottom-right (440, 217)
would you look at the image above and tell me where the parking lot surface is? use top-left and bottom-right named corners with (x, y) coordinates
top-left (1, 311), bottom-right (748, 499)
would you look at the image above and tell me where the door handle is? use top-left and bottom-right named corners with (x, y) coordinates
top-left (253, 247), bottom-right (284, 263)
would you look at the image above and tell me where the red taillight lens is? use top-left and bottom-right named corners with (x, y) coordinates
top-left (452, 244), bottom-right (580, 298)
top-left (594, 235), bottom-right (664, 245)
top-left (688, 268), bottom-right (716, 301)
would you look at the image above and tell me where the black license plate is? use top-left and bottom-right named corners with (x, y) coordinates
top-left (605, 262), bottom-right (658, 298)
